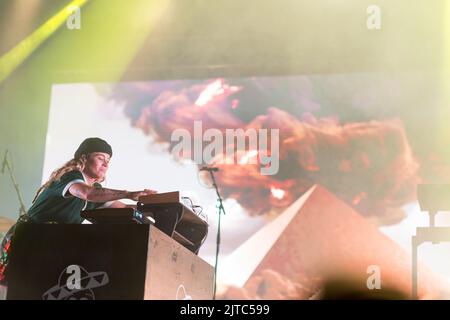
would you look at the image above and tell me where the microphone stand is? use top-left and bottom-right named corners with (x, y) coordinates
top-left (1, 150), bottom-right (27, 217)
top-left (205, 167), bottom-right (226, 300)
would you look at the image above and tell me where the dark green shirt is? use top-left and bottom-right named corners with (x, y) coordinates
top-left (27, 170), bottom-right (105, 224)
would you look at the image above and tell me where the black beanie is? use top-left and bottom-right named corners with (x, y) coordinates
top-left (74, 137), bottom-right (113, 160)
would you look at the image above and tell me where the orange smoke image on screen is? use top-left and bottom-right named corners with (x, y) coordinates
top-left (114, 79), bottom-right (419, 225)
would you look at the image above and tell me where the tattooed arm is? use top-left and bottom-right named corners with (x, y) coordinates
top-left (68, 183), bottom-right (156, 202)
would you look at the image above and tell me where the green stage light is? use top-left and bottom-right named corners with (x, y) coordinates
top-left (0, 0), bottom-right (89, 84)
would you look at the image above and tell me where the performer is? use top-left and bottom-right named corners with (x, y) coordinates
top-left (27, 137), bottom-right (157, 223)
top-left (0, 137), bottom-right (156, 284)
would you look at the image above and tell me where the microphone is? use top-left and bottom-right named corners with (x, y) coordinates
top-left (199, 166), bottom-right (219, 172)
top-left (1, 150), bottom-right (8, 174)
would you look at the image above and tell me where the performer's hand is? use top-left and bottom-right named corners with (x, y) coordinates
top-left (128, 189), bottom-right (157, 201)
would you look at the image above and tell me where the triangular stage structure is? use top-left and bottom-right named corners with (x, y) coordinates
top-left (219, 185), bottom-right (445, 299)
